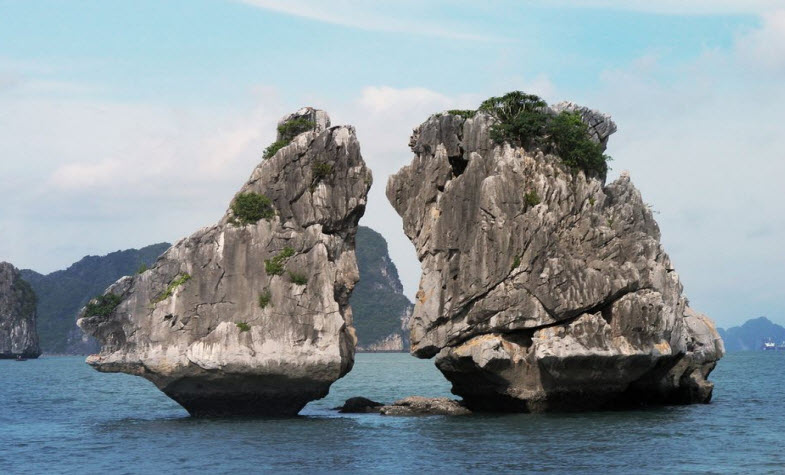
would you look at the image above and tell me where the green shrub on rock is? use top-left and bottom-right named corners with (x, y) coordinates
top-left (456, 91), bottom-right (611, 177)
top-left (479, 92), bottom-right (549, 148)
top-left (258, 290), bottom-right (271, 309)
top-left (277, 118), bottom-right (314, 142)
top-left (546, 111), bottom-right (609, 177)
top-left (524, 190), bottom-right (541, 207)
top-left (262, 117), bottom-right (315, 159)
top-left (231, 192), bottom-right (275, 225)
top-left (512, 256), bottom-right (521, 270)
top-left (236, 322), bottom-right (251, 332)
top-left (153, 273), bottom-right (191, 303)
top-left (264, 247), bottom-right (295, 276)
top-left (262, 140), bottom-right (288, 159)
top-left (84, 293), bottom-right (122, 317)
top-left (288, 271), bottom-right (308, 286)
top-left (310, 161), bottom-right (334, 192)
top-left (447, 109), bottom-right (476, 119)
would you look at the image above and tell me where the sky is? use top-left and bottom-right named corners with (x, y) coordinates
top-left (0, 0), bottom-right (783, 329)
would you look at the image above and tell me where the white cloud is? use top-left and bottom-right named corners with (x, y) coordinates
top-left (736, 9), bottom-right (785, 71)
top-left (49, 160), bottom-right (124, 190)
top-left (586, 16), bottom-right (785, 327)
top-left (537, 0), bottom-right (784, 15)
top-left (0, 86), bottom-right (286, 273)
top-left (236, 0), bottom-right (507, 41)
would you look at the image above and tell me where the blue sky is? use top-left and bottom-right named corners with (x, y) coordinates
top-left (1, 0), bottom-right (784, 328)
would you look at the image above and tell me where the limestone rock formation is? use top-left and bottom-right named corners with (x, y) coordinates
top-left (387, 101), bottom-right (723, 412)
top-left (0, 262), bottom-right (41, 359)
top-left (379, 396), bottom-right (471, 416)
top-left (78, 107), bottom-right (372, 416)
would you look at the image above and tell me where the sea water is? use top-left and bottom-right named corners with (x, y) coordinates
top-left (1, 352), bottom-right (783, 473)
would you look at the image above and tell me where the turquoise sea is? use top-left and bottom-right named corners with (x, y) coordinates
top-left (1, 352), bottom-right (783, 473)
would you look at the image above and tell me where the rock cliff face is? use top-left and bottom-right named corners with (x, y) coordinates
top-left (352, 226), bottom-right (413, 351)
top-left (0, 262), bottom-right (40, 359)
top-left (78, 108), bottom-right (372, 416)
top-left (387, 103), bottom-right (723, 411)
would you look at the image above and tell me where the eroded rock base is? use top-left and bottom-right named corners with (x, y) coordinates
top-left (161, 376), bottom-right (330, 417)
top-left (437, 331), bottom-right (718, 413)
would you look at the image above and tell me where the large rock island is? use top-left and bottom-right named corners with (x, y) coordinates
top-left (0, 262), bottom-right (41, 359)
top-left (387, 92), bottom-right (723, 411)
top-left (78, 108), bottom-right (372, 416)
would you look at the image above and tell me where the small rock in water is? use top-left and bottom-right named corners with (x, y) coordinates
top-left (335, 397), bottom-right (385, 413)
top-left (380, 396), bottom-right (471, 416)
top-left (0, 262), bottom-right (41, 360)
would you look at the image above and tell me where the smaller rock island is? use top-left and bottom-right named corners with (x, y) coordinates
top-left (0, 262), bottom-right (41, 359)
top-left (78, 108), bottom-right (372, 416)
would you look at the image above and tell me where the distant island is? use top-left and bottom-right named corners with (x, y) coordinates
top-left (718, 317), bottom-right (785, 352)
top-left (21, 243), bottom-right (171, 354)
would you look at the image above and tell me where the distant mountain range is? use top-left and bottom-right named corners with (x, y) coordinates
top-left (18, 226), bottom-right (413, 354)
top-left (718, 317), bottom-right (785, 352)
top-left (20, 243), bottom-right (170, 354)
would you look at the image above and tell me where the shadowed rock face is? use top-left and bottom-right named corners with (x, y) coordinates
top-left (0, 262), bottom-right (40, 359)
top-left (78, 108), bottom-right (372, 416)
top-left (386, 105), bottom-right (723, 412)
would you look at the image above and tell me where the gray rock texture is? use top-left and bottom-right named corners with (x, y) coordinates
top-left (335, 396), bottom-right (384, 413)
top-left (0, 262), bottom-right (40, 359)
top-left (386, 106), bottom-right (723, 412)
top-left (78, 108), bottom-right (372, 416)
top-left (379, 396), bottom-right (471, 416)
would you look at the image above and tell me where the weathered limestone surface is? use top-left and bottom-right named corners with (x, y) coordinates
top-left (335, 396), bottom-right (471, 416)
top-left (386, 105), bottom-right (723, 412)
top-left (78, 108), bottom-right (372, 416)
top-left (0, 262), bottom-right (40, 359)
top-left (379, 396), bottom-right (471, 416)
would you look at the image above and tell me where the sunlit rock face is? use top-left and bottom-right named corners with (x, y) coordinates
top-left (79, 108), bottom-right (372, 416)
top-left (0, 262), bottom-right (40, 359)
top-left (387, 105), bottom-right (723, 412)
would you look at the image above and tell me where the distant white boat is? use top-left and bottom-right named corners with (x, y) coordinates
top-left (763, 340), bottom-right (776, 351)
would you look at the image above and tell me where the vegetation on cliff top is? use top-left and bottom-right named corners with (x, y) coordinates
top-left (263, 117), bottom-right (315, 159)
top-left (452, 91), bottom-right (611, 177)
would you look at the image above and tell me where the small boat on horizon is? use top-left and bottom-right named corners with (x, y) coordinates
top-left (763, 340), bottom-right (776, 351)
top-left (14, 355), bottom-right (28, 362)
